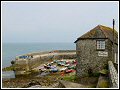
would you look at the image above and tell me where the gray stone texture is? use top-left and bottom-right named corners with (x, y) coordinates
top-left (76, 39), bottom-right (117, 78)
top-left (108, 61), bottom-right (118, 88)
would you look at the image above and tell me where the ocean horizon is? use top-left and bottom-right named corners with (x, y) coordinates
top-left (2, 42), bottom-right (75, 68)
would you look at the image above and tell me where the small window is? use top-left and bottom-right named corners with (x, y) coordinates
top-left (97, 40), bottom-right (105, 50)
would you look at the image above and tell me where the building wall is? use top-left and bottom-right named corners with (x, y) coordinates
top-left (76, 39), bottom-right (113, 78)
top-left (107, 39), bottom-right (118, 63)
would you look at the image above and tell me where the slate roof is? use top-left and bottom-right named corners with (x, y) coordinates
top-left (74, 25), bottom-right (118, 44)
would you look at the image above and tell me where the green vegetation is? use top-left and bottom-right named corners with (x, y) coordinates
top-left (2, 65), bottom-right (15, 71)
top-left (63, 75), bottom-right (77, 82)
top-left (2, 60), bottom-right (16, 71)
top-left (99, 69), bottom-right (108, 75)
top-left (93, 72), bottom-right (100, 77)
top-left (97, 79), bottom-right (109, 88)
top-left (104, 64), bottom-right (108, 69)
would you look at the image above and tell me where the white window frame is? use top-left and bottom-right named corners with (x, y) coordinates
top-left (97, 40), bottom-right (105, 50)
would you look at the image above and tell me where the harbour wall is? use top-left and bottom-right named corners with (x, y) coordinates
top-left (14, 50), bottom-right (76, 75)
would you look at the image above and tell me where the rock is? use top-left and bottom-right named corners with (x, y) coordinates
top-left (28, 85), bottom-right (41, 88)
top-left (27, 80), bottom-right (40, 87)
top-left (58, 80), bottom-right (87, 88)
top-left (41, 86), bottom-right (48, 88)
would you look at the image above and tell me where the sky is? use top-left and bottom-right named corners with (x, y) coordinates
top-left (2, 1), bottom-right (119, 43)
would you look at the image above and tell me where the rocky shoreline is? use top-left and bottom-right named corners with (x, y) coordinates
top-left (2, 50), bottom-right (77, 88)
top-left (2, 71), bottom-right (62, 88)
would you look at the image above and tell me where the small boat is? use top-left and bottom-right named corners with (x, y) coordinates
top-left (64, 64), bottom-right (70, 67)
top-left (50, 68), bottom-right (58, 72)
top-left (59, 67), bottom-right (67, 72)
top-left (53, 60), bottom-right (58, 63)
top-left (68, 65), bottom-right (76, 69)
top-left (65, 69), bottom-right (73, 73)
top-left (50, 62), bottom-right (54, 64)
top-left (50, 66), bottom-right (56, 69)
top-left (66, 61), bottom-right (71, 64)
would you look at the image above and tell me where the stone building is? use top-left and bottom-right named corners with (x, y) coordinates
top-left (74, 25), bottom-right (118, 78)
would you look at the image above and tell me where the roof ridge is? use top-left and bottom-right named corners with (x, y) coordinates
top-left (99, 25), bottom-right (108, 38)
top-left (74, 25), bottom-right (118, 44)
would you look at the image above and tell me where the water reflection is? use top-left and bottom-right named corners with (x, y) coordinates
top-left (2, 71), bottom-right (15, 79)
top-left (2, 70), bottom-right (50, 80)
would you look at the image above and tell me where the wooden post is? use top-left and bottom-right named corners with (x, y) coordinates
top-left (113, 19), bottom-right (115, 62)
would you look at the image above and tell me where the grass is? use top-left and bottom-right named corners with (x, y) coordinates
top-left (62, 75), bottom-right (99, 88)
top-left (99, 69), bottom-right (108, 75)
top-left (97, 79), bottom-right (109, 88)
top-left (93, 72), bottom-right (100, 77)
top-left (2, 65), bottom-right (15, 71)
top-left (63, 75), bottom-right (77, 82)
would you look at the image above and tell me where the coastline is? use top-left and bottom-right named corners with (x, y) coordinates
top-left (2, 50), bottom-right (77, 88)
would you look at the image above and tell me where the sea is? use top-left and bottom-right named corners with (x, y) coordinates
top-left (2, 43), bottom-right (75, 79)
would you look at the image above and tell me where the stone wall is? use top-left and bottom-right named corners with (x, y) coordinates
top-left (28, 52), bottom-right (76, 70)
top-left (16, 50), bottom-right (76, 57)
top-left (76, 39), bottom-right (111, 78)
top-left (108, 61), bottom-right (118, 88)
top-left (14, 50), bottom-right (76, 75)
